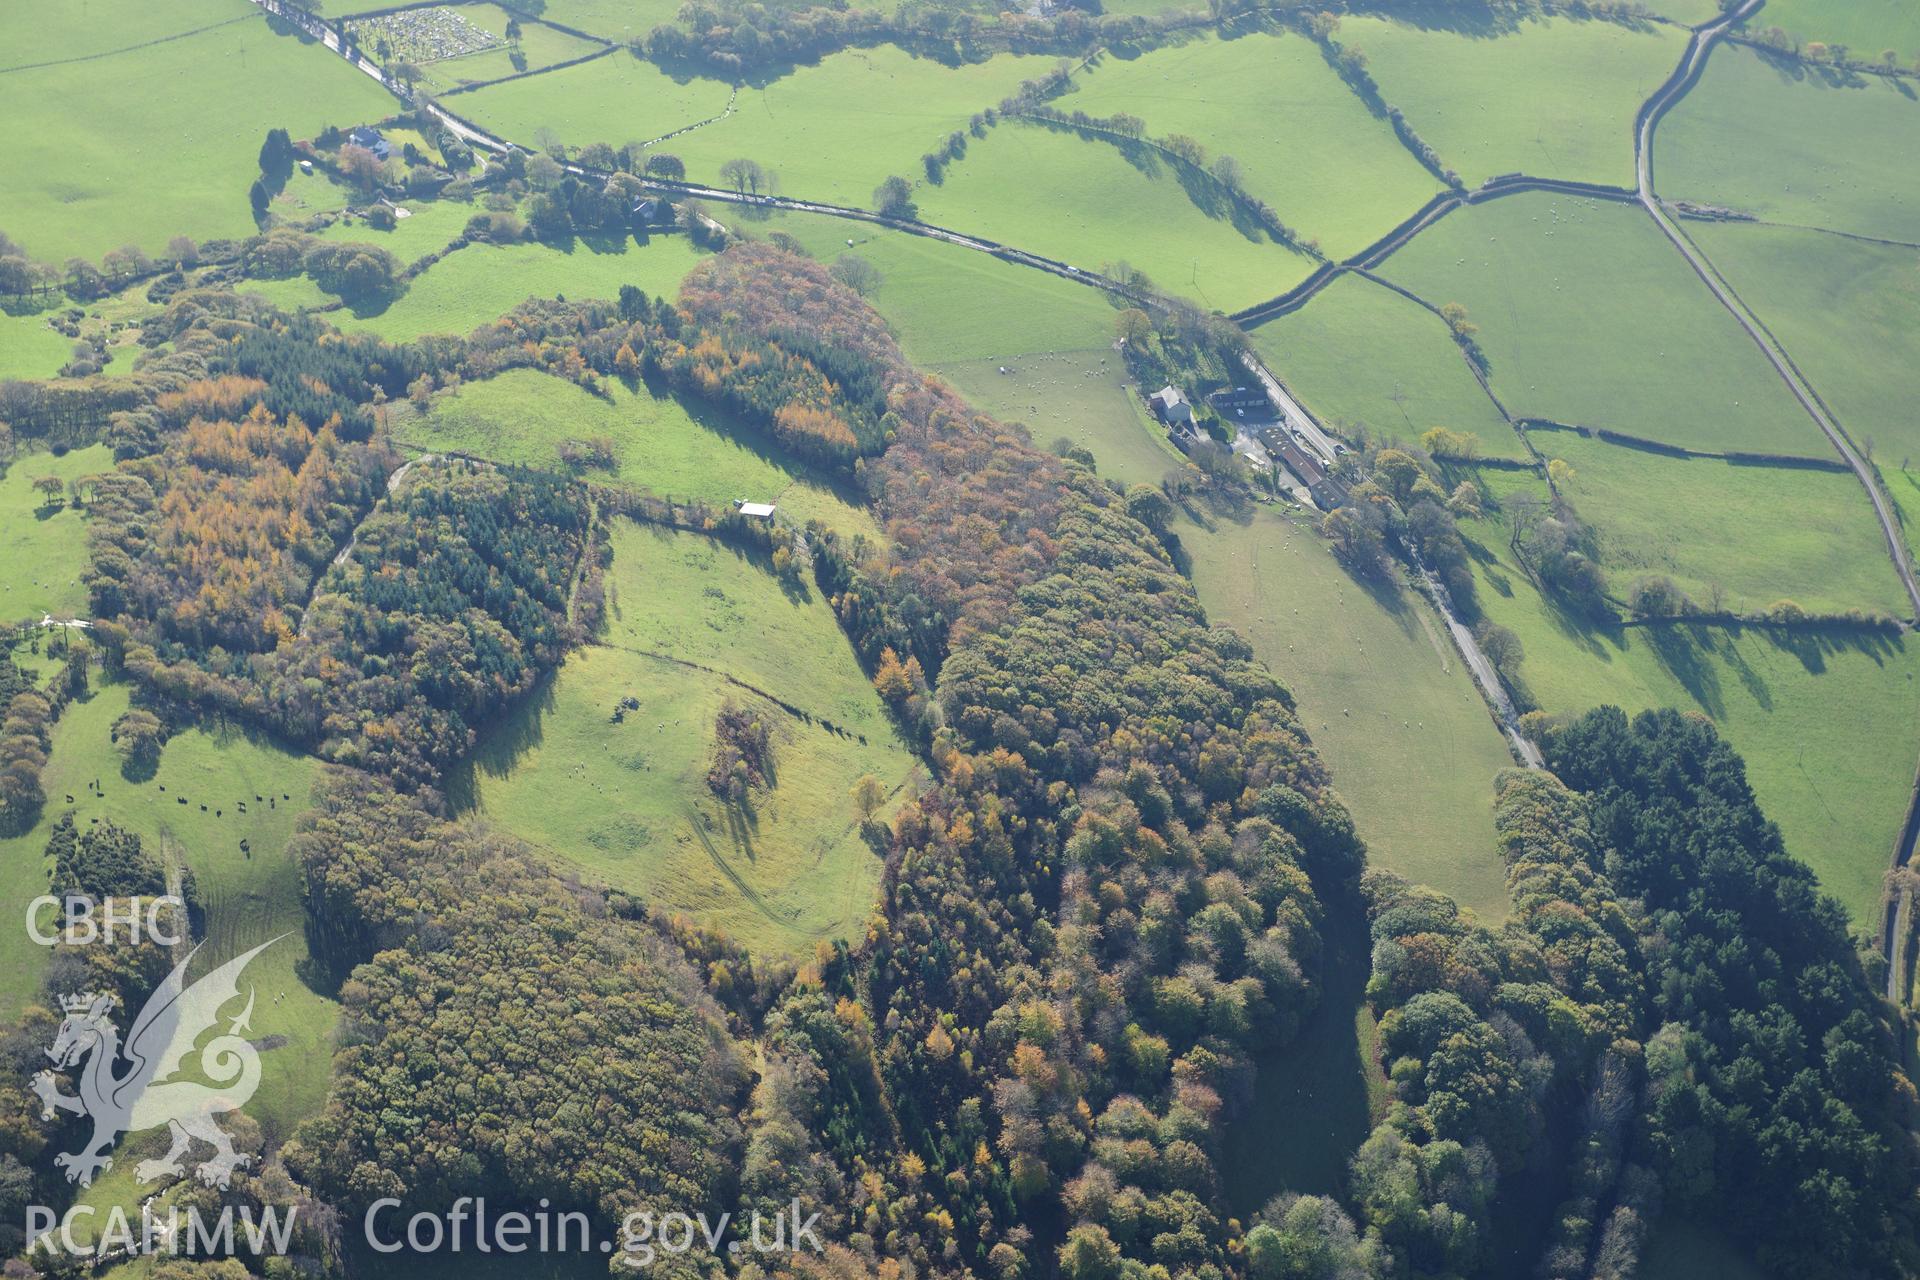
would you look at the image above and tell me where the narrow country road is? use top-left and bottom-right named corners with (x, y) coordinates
top-left (1418, 565), bottom-right (1545, 769)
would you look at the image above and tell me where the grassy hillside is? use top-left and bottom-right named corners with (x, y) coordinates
top-left (915, 120), bottom-right (1315, 311)
top-left (1535, 432), bottom-right (1907, 616)
top-left (1381, 193), bottom-right (1826, 457)
top-left (1661, 44), bottom-right (1920, 242)
top-left (762, 210), bottom-right (1119, 365)
top-left (452, 51), bottom-right (732, 149)
top-left (1342, 14), bottom-right (1683, 188)
top-left (1463, 500), bottom-right (1920, 923)
top-left (0, 679), bottom-right (334, 1136)
top-left (1248, 273), bottom-right (1523, 458)
top-left (1741, 0), bottom-right (1920, 64)
top-left (1686, 220), bottom-right (1920, 469)
top-left (0, 3), bottom-right (393, 261)
top-left (464, 523), bottom-right (917, 954)
top-left (399, 367), bottom-right (880, 538)
top-left (0, 445), bottom-right (114, 626)
top-left (1180, 507), bottom-right (1515, 920)
top-left (670, 47), bottom-right (1059, 207)
top-left (331, 235), bottom-right (710, 340)
top-left (1065, 32), bottom-right (1443, 259)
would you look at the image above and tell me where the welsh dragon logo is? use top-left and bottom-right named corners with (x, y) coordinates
top-left (32, 938), bottom-right (281, 1189)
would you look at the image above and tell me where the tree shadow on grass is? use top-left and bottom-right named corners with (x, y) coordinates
top-left (443, 668), bottom-right (557, 814)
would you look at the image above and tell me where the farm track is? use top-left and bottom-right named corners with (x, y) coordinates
top-left (253, 0), bottom-right (1920, 987)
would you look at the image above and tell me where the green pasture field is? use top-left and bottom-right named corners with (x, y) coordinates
top-left (1660, 44), bottom-right (1920, 243)
top-left (1464, 501), bottom-right (1920, 923)
top-left (941, 352), bottom-right (1188, 488)
top-left (749, 212), bottom-right (1187, 484)
top-left (262, 162), bottom-right (361, 226)
top-left (1381, 192), bottom-right (1826, 457)
top-left (0, 8), bottom-right (394, 263)
top-left (463, 523), bottom-right (917, 954)
top-left (1642, 0), bottom-right (1723, 24)
top-left (1179, 506), bottom-right (1515, 920)
top-left (452, 49), bottom-right (730, 152)
top-left (1746, 0), bottom-right (1920, 61)
top-left (1064, 33), bottom-right (1443, 260)
top-left (0, 444), bottom-right (113, 626)
top-left (235, 273), bottom-right (337, 313)
top-left (1533, 432), bottom-right (1907, 617)
top-left (761, 210), bottom-right (1121, 365)
top-left (916, 120), bottom-right (1314, 311)
top-left (317, 195), bottom-right (475, 264)
top-left (1248, 272), bottom-right (1523, 458)
top-left (0, 0), bottom-right (254, 65)
top-left (0, 678), bottom-right (335, 1139)
top-left (0, 312), bottom-right (78, 381)
top-left (1685, 221), bottom-right (1920, 469)
top-left (401, 368), bottom-right (881, 538)
top-left (532, 0), bottom-right (686, 41)
top-left (669, 47), bottom-right (1060, 207)
top-left (329, 234), bottom-right (709, 340)
top-left (1340, 14), bottom-right (1683, 188)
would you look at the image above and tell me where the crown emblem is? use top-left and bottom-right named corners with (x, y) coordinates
top-left (60, 993), bottom-right (106, 1014)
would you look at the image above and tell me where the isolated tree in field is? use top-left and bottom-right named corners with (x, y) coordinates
top-left (851, 773), bottom-right (887, 824)
top-left (33, 476), bottom-right (65, 508)
top-left (111, 709), bottom-right (165, 776)
top-left (874, 175), bottom-right (916, 220)
top-left (644, 152), bottom-right (685, 180)
top-left (249, 179), bottom-right (271, 218)
top-left (829, 254), bottom-right (881, 296)
top-left (259, 127), bottom-right (295, 181)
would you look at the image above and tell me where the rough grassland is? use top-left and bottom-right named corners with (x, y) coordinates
top-left (1342, 14), bottom-right (1683, 188)
top-left (0, 313), bottom-right (78, 381)
top-left (670, 47), bottom-right (1060, 208)
top-left (1064, 33), bottom-right (1443, 259)
top-left (1248, 273), bottom-right (1522, 458)
top-left (0, 11), bottom-right (393, 262)
top-left (916, 121), bottom-right (1316, 311)
top-left (331, 235), bottom-right (710, 341)
top-left (1465, 503), bottom-right (1920, 922)
top-left (401, 368), bottom-right (881, 539)
top-left (0, 680), bottom-right (334, 1137)
top-left (1536, 432), bottom-right (1907, 616)
top-left (1661, 44), bottom-right (1920, 243)
top-left (1180, 508), bottom-right (1514, 919)
top-left (452, 51), bottom-right (731, 151)
top-left (0, 445), bottom-right (113, 625)
top-left (1686, 221), bottom-right (1920, 468)
top-left (466, 524), bottom-right (917, 954)
top-left (1745, 0), bottom-right (1920, 60)
top-left (1382, 193), bottom-right (1825, 457)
